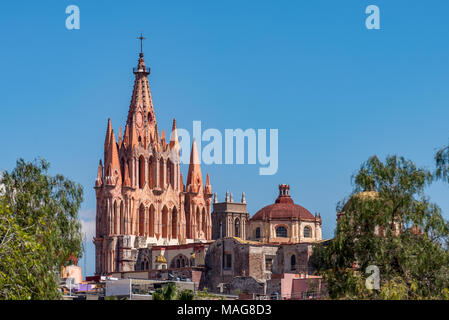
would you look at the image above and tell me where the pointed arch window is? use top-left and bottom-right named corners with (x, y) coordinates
top-left (148, 157), bottom-right (155, 188)
top-left (139, 155), bottom-right (145, 189)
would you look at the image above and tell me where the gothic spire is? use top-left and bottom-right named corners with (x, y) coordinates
top-left (104, 118), bottom-right (112, 163)
top-left (95, 160), bottom-right (103, 187)
top-left (126, 36), bottom-right (157, 145)
top-left (186, 139), bottom-right (203, 193)
top-left (105, 129), bottom-right (121, 186)
top-left (205, 173), bottom-right (212, 194)
top-left (169, 118), bottom-right (179, 148)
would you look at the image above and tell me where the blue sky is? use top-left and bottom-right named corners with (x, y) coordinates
top-left (1, 1), bottom-right (449, 277)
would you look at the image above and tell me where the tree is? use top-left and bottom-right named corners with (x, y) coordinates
top-left (152, 282), bottom-right (179, 300)
top-left (0, 158), bottom-right (83, 299)
top-left (178, 289), bottom-right (195, 300)
top-left (151, 283), bottom-right (195, 300)
top-left (311, 155), bottom-right (449, 299)
top-left (435, 142), bottom-right (449, 183)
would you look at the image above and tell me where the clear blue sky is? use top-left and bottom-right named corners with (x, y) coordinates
top-left (1, 1), bottom-right (449, 277)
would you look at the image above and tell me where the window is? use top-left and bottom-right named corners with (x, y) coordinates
top-left (290, 255), bottom-right (296, 271)
top-left (224, 254), bottom-right (232, 269)
top-left (255, 227), bottom-right (261, 239)
top-left (276, 226), bottom-right (287, 238)
top-left (265, 258), bottom-right (273, 271)
top-left (303, 226), bottom-right (311, 238)
top-left (139, 156), bottom-right (145, 189)
top-left (234, 218), bottom-right (240, 237)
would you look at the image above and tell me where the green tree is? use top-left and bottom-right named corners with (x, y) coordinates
top-left (0, 158), bottom-right (84, 299)
top-left (311, 155), bottom-right (449, 299)
top-left (152, 282), bottom-right (178, 300)
top-left (435, 142), bottom-right (449, 183)
top-left (178, 289), bottom-right (194, 300)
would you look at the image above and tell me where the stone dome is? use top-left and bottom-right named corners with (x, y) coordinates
top-left (155, 254), bottom-right (167, 263)
top-left (251, 184), bottom-right (316, 221)
top-left (341, 191), bottom-right (379, 212)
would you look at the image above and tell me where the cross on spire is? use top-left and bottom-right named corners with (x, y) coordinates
top-left (137, 33), bottom-right (146, 54)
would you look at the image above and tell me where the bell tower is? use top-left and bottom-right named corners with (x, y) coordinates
top-left (212, 191), bottom-right (249, 240)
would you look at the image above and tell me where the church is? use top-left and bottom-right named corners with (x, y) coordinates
top-left (93, 39), bottom-right (213, 275)
top-left (93, 39), bottom-right (325, 298)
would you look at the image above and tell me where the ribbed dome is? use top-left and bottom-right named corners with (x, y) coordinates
top-left (155, 254), bottom-right (167, 263)
top-left (341, 191), bottom-right (379, 212)
top-left (251, 184), bottom-right (315, 221)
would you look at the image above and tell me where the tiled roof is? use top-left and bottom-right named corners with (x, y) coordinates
top-left (251, 200), bottom-right (315, 221)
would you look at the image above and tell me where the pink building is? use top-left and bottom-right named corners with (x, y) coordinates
top-left (268, 273), bottom-right (325, 300)
top-left (94, 43), bottom-right (213, 275)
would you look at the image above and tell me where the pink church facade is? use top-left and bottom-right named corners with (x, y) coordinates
top-left (94, 48), bottom-right (213, 275)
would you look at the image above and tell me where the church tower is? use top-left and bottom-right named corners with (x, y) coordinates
top-left (94, 36), bottom-right (213, 275)
top-left (211, 191), bottom-right (249, 240)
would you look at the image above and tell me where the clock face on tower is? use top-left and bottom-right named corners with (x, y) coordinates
top-left (136, 112), bottom-right (143, 128)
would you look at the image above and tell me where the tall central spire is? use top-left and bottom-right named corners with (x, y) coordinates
top-left (125, 34), bottom-right (157, 148)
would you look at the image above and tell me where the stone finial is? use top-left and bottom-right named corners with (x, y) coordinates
top-left (230, 193), bottom-right (234, 203)
top-left (214, 192), bottom-right (218, 204)
top-left (225, 190), bottom-right (230, 202)
top-left (241, 192), bottom-right (246, 204)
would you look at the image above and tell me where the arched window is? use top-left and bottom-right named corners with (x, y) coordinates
top-left (276, 226), bottom-right (287, 238)
top-left (167, 159), bottom-right (173, 187)
top-left (162, 206), bottom-right (168, 238)
top-left (138, 204), bottom-right (145, 236)
top-left (186, 211), bottom-right (191, 239)
top-left (159, 158), bottom-right (165, 188)
top-left (290, 255), bottom-right (296, 271)
top-left (255, 227), bottom-right (261, 239)
top-left (172, 207), bottom-right (178, 238)
top-left (202, 208), bottom-right (207, 237)
top-left (196, 207), bottom-right (200, 238)
top-left (148, 205), bottom-right (155, 237)
top-left (303, 226), bottom-right (311, 238)
top-left (119, 201), bottom-right (124, 234)
top-left (113, 200), bottom-right (118, 235)
top-left (139, 155), bottom-right (145, 189)
top-left (120, 158), bottom-right (125, 183)
top-left (148, 157), bottom-right (155, 188)
top-left (170, 254), bottom-right (189, 269)
top-left (234, 218), bottom-right (240, 237)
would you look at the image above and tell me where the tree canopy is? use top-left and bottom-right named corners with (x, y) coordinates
top-left (311, 155), bottom-right (449, 299)
top-left (152, 282), bottom-right (194, 300)
top-left (435, 142), bottom-right (449, 183)
top-left (0, 158), bottom-right (83, 299)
